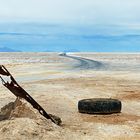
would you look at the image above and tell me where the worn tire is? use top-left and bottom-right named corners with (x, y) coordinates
top-left (78, 98), bottom-right (122, 114)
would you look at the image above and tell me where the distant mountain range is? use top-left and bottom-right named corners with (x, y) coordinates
top-left (0, 47), bottom-right (80, 53)
top-left (0, 47), bottom-right (21, 52)
top-left (63, 49), bottom-right (80, 52)
top-left (44, 49), bottom-right (80, 52)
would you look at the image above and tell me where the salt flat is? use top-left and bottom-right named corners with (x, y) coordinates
top-left (0, 53), bottom-right (140, 140)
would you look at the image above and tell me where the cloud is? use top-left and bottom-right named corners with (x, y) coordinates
top-left (0, 0), bottom-right (140, 26)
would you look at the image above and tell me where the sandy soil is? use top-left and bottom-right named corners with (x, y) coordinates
top-left (0, 52), bottom-right (140, 140)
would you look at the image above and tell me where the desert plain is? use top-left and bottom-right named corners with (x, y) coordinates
top-left (0, 52), bottom-right (140, 140)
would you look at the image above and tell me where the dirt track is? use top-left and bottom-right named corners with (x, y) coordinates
top-left (0, 53), bottom-right (140, 140)
top-left (63, 54), bottom-right (105, 70)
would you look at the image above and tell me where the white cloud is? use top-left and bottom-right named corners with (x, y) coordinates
top-left (0, 0), bottom-right (140, 25)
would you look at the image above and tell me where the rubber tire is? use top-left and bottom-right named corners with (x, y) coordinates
top-left (78, 98), bottom-right (122, 114)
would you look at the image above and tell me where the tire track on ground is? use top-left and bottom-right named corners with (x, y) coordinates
top-left (62, 54), bottom-right (105, 70)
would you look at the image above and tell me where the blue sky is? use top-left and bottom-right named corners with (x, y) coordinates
top-left (0, 0), bottom-right (140, 52)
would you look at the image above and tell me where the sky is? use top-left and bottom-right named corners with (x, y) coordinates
top-left (0, 0), bottom-right (140, 52)
top-left (0, 0), bottom-right (140, 25)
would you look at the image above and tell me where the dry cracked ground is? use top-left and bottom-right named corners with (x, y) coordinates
top-left (0, 52), bottom-right (140, 140)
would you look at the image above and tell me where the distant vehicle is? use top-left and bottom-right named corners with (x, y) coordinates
top-left (59, 52), bottom-right (67, 56)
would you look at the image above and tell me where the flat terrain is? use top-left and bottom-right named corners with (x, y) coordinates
top-left (0, 53), bottom-right (140, 140)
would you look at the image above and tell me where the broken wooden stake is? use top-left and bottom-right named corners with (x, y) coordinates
top-left (0, 65), bottom-right (62, 125)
